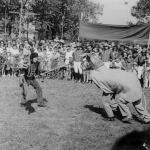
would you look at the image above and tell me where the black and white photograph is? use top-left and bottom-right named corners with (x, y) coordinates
top-left (0, 0), bottom-right (150, 150)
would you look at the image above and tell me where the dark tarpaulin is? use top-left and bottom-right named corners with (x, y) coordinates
top-left (79, 21), bottom-right (150, 41)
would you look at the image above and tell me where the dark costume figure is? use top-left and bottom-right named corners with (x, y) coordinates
top-left (19, 53), bottom-right (47, 107)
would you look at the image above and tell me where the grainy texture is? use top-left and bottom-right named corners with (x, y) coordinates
top-left (0, 77), bottom-right (150, 150)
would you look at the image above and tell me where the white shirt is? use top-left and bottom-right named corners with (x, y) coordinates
top-left (52, 52), bottom-right (60, 59)
top-left (7, 47), bottom-right (13, 53)
top-left (23, 48), bottom-right (31, 55)
top-left (0, 47), bottom-right (4, 54)
top-left (65, 51), bottom-right (73, 60)
top-left (115, 62), bottom-right (122, 69)
top-left (47, 51), bottom-right (53, 59)
top-left (11, 48), bottom-right (20, 55)
top-left (38, 52), bottom-right (44, 57)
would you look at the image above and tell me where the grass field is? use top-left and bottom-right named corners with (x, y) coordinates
top-left (0, 77), bottom-right (150, 150)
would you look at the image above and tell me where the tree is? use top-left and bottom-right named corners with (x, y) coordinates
top-left (58, 0), bottom-right (104, 40)
top-left (131, 0), bottom-right (150, 24)
top-left (0, 0), bottom-right (104, 41)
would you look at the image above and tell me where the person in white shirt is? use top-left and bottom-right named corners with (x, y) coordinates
top-left (41, 48), bottom-right (49, 71)
top-left (52, 47), bottom-right (60, 59)
top-left (23, 45), bottom-right (31, 55)
top-left (114, 58), bottom-right (123, 69)
top-left (33, 43), bottom-right (39, 53)
top-left (37, 47), bottom-right (43, 57)
top-left (11, 44), bottom-right (20, 56)
top-left (6, 42), bottom-right (13, 54)
top-left (46, 46), bottom-right (54, 71)
top-left (65, 46), bottom-right (74, 65)
top-left (0, 47), bottom-right (4, 54)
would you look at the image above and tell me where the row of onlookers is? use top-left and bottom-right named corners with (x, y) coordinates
top-left (0, 39), bottom-right (150, 88)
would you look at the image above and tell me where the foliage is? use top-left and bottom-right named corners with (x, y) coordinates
top-left (0, 0), bottom-right (104, 40)
top-left (131, 0), bottom-right (150, 23)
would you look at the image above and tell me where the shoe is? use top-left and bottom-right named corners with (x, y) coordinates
top-left (37, 103), bottom-right (47, 107)
top-left (122, 116), bottom-right (133, 123)
top-left (103, 117), bottom-right (115, 121)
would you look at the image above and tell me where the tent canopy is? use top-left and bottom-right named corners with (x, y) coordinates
top-left (79, 21), bottom-right (150, 41)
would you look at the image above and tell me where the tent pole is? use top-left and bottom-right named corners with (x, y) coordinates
top-left (148, 26), bottom-right (150, 49)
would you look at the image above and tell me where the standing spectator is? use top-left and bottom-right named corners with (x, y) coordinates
top-left (0, 40), bottom-right (5, 54)
top-left (131, 49), bottom-right (139, 63)
top-left (101, 44), bottom-right (114, 68)
top-left (72, 43), bottom-right (83, 83)
top-left (11, 44), bottom-right (19, 56)
top-left (5, 52), bottom-right (13, 77)
top-left (52, 47), bottom-right (60, 59)
top-left (132, 62), bottom-right (138, 76)
top-left (92, 44), bottom-right (101, 58)
top-left (118, 45), bottom-right (125, 57)
top-left (64, 46), bottom-right (74, 80)
top-left (112, 46), bottom-right (119, 59)
top-left (138, 48), bottom-right (147, 87)
top-left (6, 41), bottom-right (13, 54)
top-left (144, 52), bottom-right (150, 88)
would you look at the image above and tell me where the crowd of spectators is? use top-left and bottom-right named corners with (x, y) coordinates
top-left (0, 38), bottom-right (150, 88)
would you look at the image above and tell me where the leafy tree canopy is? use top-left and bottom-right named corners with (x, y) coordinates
top-left (131, 0), bottom-right (150, 24)
top-left (0, 0), bottom-right (104, 40)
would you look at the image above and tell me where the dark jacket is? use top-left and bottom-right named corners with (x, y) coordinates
top-left (24, 62), bottom-right (41, 80)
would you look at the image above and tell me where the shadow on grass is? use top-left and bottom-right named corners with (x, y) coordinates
top-left (84, 105), bottom-right (108, 118)
top-left (25, 98), bottom-right (48, 114)
top-left (84, 105), bottom-right (123, 121)
top-left (84, 105), bottom-right (145, 124)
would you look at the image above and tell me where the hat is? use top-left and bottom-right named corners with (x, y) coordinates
top-left (30, 53), bottom-right (38, 60)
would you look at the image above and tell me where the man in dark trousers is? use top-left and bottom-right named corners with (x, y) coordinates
top-left (20, 52), bottom-right (47, 107)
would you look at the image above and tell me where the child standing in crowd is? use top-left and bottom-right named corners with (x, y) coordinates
top-left (5, 52), bottom-right (13, 77)
top-left (122, 55), bottom-right (133, 72)
top-left (132, 62), bottom-right (138, 76)
top-left (81, 56), bottom-right (88, 83)
top-left (143, 52), bottom-right (150, 88)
